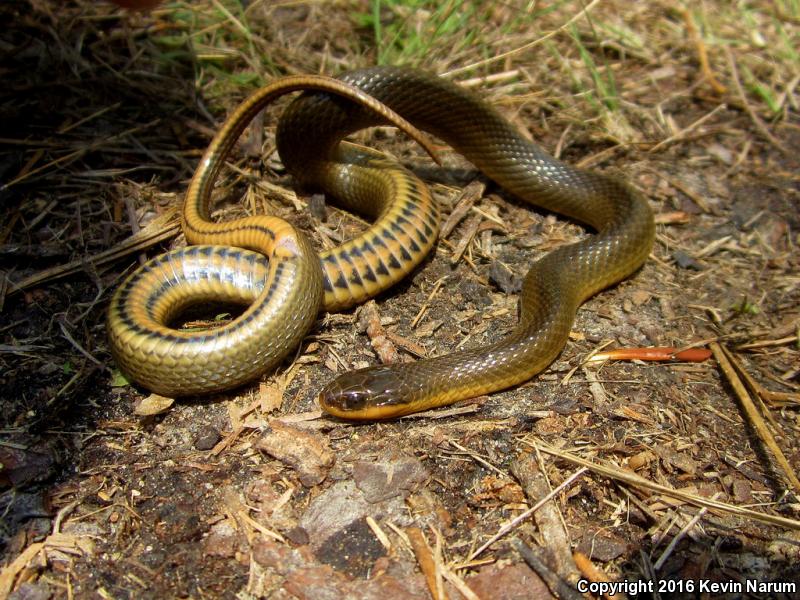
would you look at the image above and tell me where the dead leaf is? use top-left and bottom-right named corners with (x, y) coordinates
top-left (133, 394), bottom-right (174, 416)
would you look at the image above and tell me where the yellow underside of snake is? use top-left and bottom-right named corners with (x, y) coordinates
top-left (108, 67), bottom-right (655, 420)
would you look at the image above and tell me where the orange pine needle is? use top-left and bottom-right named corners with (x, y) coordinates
top-left (589, 346), bottom-right (712, 363)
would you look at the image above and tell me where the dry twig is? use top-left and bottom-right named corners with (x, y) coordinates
top-left (682, 8), bottom-right (727, 95)
top-left (526, 440), bottom-right (800, 530)
top-left (724, 47), bottom-right (791, 155)
top-left (407, 527), bottom-right (447, 600)
top-left (710, 343), bottom-right (800, 494)
top-left (470, 466), bottom-right (588, 560)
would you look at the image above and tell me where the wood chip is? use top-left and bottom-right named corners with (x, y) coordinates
top-left (256, 420), bottom-right (335, 487)
top-left (358, 300), bottom-right (400, 364)
top-left (509, 453), bottom-right (582, 585)
top-left (440, 180), bottom-right (485, 239)
top-left (258, 382), bottom-right (284, 414)
top-left (450, 213), bottom-right (482, 265)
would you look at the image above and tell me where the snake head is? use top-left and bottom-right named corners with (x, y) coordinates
top-left (319, 365), bottom-right (410, 420)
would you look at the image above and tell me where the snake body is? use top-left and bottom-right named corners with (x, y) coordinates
top-left (108, 67), bottom-right (654, 419)
top-left (108, 75), bottom-right (439, 397)
top-left (277, 67), bottom-right (655, 419)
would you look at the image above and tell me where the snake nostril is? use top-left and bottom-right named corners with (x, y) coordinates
top-left (318, 387), bottom-right (339, 410)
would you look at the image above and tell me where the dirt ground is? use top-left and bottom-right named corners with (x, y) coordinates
top-left (1, 1), bottom-right (799, 599)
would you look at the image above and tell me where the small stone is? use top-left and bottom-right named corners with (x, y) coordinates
top-left (576, 528), bottom-right (630, 562)
top-left (0, 446), bottom-right (54, 487)
top-left (673, 250), bottom-right (703, 270)
top-left (630, 289), bottom-right (651, 306)
top-left (253, 538), bottom-right (314, 575)
top-left (534, 416), bottom-right (566, 435)
top-left (203, 520), bottom-right (240, 558)
top-left (315, 517), bottom-right (386, 577)
top-left (459, 278), bottom-right (491, 307)
top-left (352, 455), bottom-right (428, 503)
top-left (308, 193), bottom-right (327, 221)
top-left (193, 426), bottom-right (221, 451)
top-left (654, 444), bottom-right (698, 476)
top-left (285, 526), bottom-right (310, 546)
top-left (8, 582), bottom-right (52, 600)
top-left (488, 261), bottom-right (522, 294)
top-left (732, 479), bottom-right (752, 503)
top-left (468, 563), bottom-right (552, 600)
top-left (299, 480), bottom-right (407, 550)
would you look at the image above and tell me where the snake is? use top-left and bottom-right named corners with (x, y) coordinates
top-left (276, 67), bottom-right (655, 419)
top-left (109, 67), bottom-right (655, 420)
top-left (107, 75), bottom-right (440, 397)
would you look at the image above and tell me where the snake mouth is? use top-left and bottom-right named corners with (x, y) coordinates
top-left (318, 396), bottom-right (413, 420)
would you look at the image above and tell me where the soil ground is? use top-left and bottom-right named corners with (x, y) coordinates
top-left (1, 1), bottom-right (799, 599)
